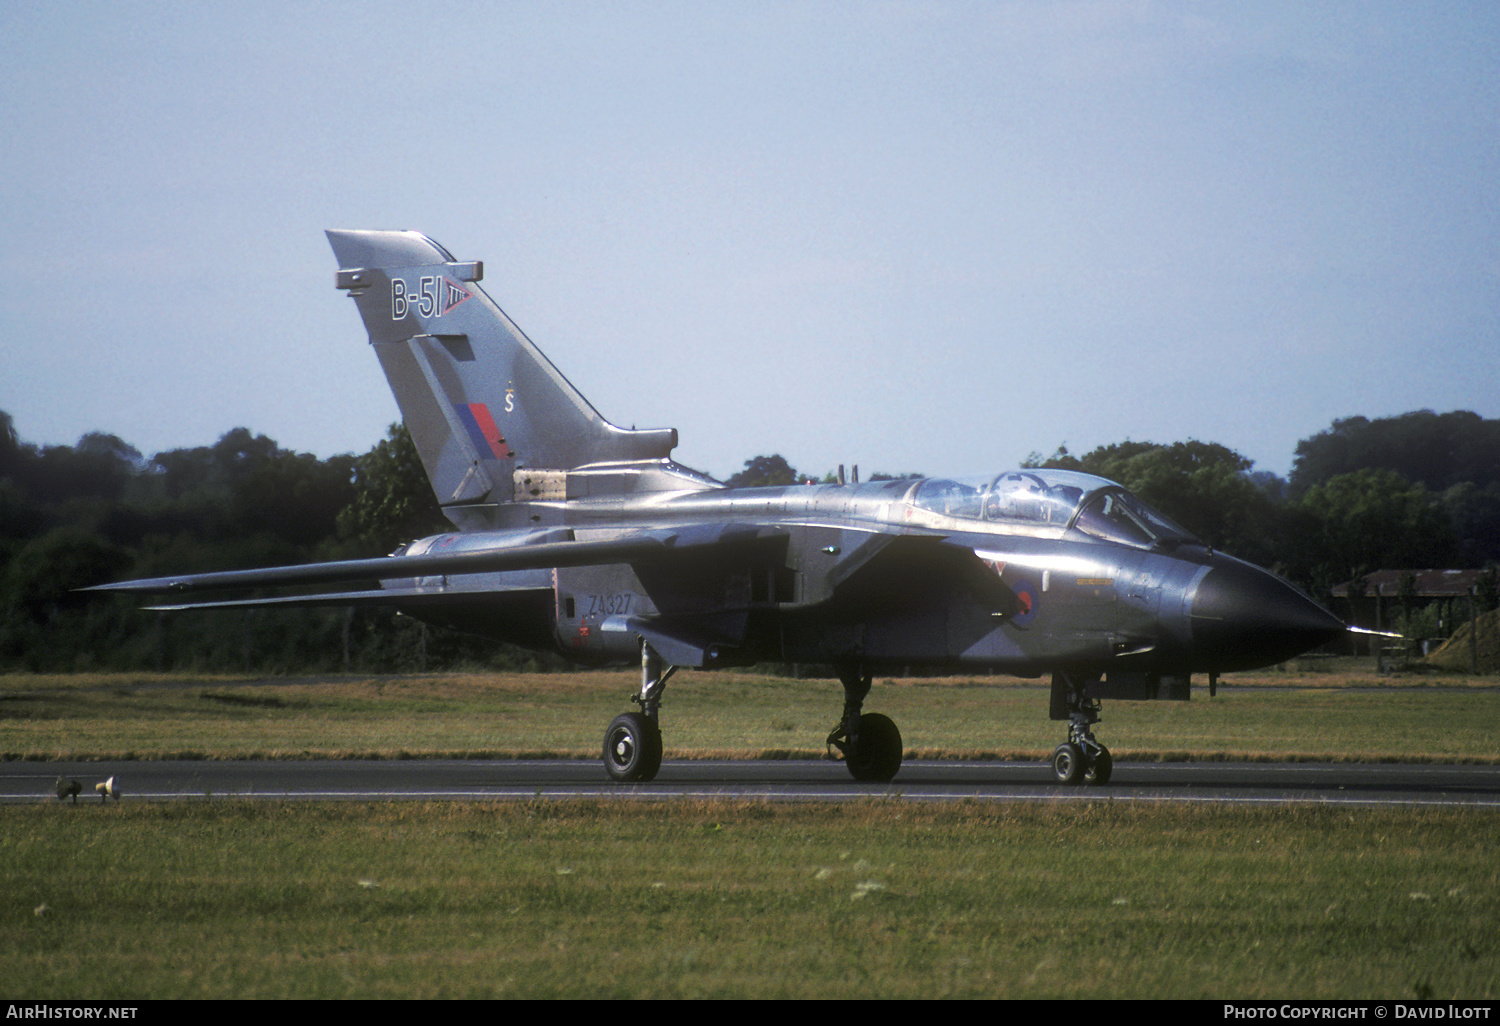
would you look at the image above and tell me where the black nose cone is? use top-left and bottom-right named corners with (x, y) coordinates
top-left (1190, 557), bottom-right (1346, 671)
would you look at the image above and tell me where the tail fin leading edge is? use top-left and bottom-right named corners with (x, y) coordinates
top-left (326, 229), bottom-right (679, 511)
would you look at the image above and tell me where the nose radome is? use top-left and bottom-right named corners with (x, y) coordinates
top-left (1189, 556), bottom-right (1346, 671)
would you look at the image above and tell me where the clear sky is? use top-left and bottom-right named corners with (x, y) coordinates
top-left (2, 1), bottom-right (1496, 482)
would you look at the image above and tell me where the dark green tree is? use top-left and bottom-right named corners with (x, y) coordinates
top-left (336, 422), bottom-right (447, 555)
top-left (152, 427), bottom-right (280, 500)
top-left (0, 411), bottom-right (32, 479)
top-left (235, 448), bottom-right (358, 548)
top-left (726, 454), bottom-right (800, 488)
top-left (2, 527), bottom-right (130, 623)
top-left (1442, 480), bottom-right (1500, 565)
top-left (0, 526), bottom-right (135, 669)
top-left (1289, 410), bottom-right (1500, 496)
top-left (1290, 411), bottom-right (1500, 568)
top-left (1287, 468), bottom-right (1459, 595)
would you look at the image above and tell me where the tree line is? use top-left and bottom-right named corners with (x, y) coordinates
top-left (3, 408), bottom-right (1496, 672)
top-left (0, 415), bottom-right (488, 673)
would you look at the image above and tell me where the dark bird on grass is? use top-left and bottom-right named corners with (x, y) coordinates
top-left (94, 776), bottom-right (120, 801)
top-left (55, 778), bottom-right (81, 803)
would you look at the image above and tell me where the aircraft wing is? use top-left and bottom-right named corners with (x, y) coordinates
top-left (128, 585), bottom-right (544, 613)
top-left (84, 524), bottom-right (787, 608)
top-left (87, 523), bottom-right (1023, 660)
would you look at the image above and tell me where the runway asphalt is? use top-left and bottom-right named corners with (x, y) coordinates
top-left (6, 758), bottom-right (1499, 807)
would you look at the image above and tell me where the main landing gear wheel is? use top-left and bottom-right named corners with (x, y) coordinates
top-left (1050, 742), bottom-right (1113, 786)
top-left (1051, 743), bottom-right (1086, 786)
top-left (827, 667), bottom-right (904, 783)
top-left (603, 712), bottom-right (662, 783)
top-left (844, 712), bottom-right (904, 783)
top-left (603, 641), bottom-right (673, 783)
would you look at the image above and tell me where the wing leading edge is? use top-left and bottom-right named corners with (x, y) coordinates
top-left (84, 524), bottom-right (789, 611)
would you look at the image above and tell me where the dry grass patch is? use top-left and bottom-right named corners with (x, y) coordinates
top-left (2, 668), bottom-right (1496, 763)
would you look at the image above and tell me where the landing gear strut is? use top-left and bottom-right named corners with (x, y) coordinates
top-left (826, 666), bottom-right (903, 783)
top-left (603, 641), bottom-right (675, 782)
top-left (1049, 672), bottom-right (1112, 786)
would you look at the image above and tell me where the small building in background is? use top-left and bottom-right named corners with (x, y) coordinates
top-left (1332, 569), bottom-right (1496, 666)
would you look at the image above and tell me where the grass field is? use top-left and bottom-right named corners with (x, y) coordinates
top-left (3, 665), bottom-right (1496, 999)
top-left (5, 800), bottom-right (1498, 999)
top-left (2, 662), bottom-right (1497, 763)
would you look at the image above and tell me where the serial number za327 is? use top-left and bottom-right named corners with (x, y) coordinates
top-left (583, 593), bottom-right (634, 618)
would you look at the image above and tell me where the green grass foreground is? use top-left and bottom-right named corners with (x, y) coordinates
top-left (4, 800), bottom-right (1496, 999)
top-left (2, 664), bottom-right (1497, 763)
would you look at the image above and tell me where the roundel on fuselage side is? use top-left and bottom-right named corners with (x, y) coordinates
top-left (1008, 570), bottom-right (1041, 627)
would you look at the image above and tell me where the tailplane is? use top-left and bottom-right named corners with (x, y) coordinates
top-left (327, 230), bottom-right (709, 524)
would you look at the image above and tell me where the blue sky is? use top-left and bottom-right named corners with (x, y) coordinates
top-left (2, 1), bottom-right (1495, 482)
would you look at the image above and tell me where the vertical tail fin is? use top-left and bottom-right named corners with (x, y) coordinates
top-left (327, 230), bottom-right (683, 513)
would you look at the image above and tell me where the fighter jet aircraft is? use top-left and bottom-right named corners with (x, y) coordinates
top-left (91, 230), bottom-right (1348, 786)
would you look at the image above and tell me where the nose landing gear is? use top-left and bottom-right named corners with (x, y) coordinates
top-left (1049, 672), bottom-right (1113, 786)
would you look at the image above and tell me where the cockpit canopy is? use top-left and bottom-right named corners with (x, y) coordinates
top-left (910, 469), bottom-right (1198, 549)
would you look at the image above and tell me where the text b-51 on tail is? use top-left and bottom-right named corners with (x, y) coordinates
top-left (92, 230), bottom-right (1348, 785)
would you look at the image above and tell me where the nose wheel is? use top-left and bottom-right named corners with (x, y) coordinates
top-left (1049, 671), bottom-right (1113, 786)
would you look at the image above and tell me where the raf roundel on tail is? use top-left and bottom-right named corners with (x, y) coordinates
top-left (89, 230), bottom-right (1350, 786)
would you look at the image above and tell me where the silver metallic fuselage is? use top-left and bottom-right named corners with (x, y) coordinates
top-left (393, 469), bottom-right (1341, 677)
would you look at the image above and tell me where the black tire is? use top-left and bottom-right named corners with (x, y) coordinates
top-left (845, 713), bottom-right (903, 783)
top-left (1084, 746), bottom-right (1113, 786)
top-left (603, 712), bottom-right (662, 782)
top-left (1051, 743), bottom-right (1086, 786)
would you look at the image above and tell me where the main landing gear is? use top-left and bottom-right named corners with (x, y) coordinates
top-left (1049, 672), bottom-right (1112, 786)
top-left (603, 642), bottom-right (675, 782)
top-left (825, 666), bottom-right (904, 783)
top-left (602, 648), bottom-right (907, 784)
